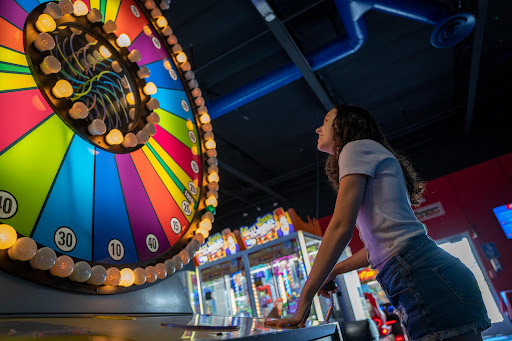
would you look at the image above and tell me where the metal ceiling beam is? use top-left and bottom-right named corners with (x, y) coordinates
top-left (218, 160), bottom-right (289, 203)
top-left (464, 0), bottom-right (487, 136)
top-left (251, 0), bottom-right (334, 111)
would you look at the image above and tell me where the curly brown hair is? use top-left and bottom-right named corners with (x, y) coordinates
top-left (325, 104), bottom-right (425, 206)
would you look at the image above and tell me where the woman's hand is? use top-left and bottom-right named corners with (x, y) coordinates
top-left (318, 276), bottom-right (337, 299)
top-left (264, 298), bottom-right (312, 328)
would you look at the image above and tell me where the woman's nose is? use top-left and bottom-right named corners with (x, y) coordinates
top-left (316, 127), bottom-right (322, 134)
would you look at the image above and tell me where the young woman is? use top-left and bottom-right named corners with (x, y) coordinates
top-left (264, 105), bottom-right (491, 340)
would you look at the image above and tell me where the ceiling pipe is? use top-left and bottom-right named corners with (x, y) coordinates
top-left (207, 0), bottom-right (475, 120)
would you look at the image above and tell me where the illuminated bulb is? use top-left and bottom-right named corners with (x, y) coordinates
top-left (29, 247), bottom-right (56, 270)
top-left (191, 145), bottom-right (198, 156)
top-left (194, 96), bottom-right (205, 107)
top-left (207, 181), bottom-right (219, 191)
top-left (86, 34), bottom-right (97, 44)
top-left (120, 77), bottom-right (130, 89)
top-left (206, 149), bottom-right (217, 158)
top-left (145, 266), bottom-right (157, 283)
top-left (205, 196), bottom-right (218, 208)
top-left (207, 190), bottom-right (218, 200)
top-left (117, 33), bottom-right (131, 48)
top-left (199, 113), bottom-right (211, 125)
top-left (136, 130), bottom-right (149, 144)
top-left (119, 268), bottom-right (135, 287)
top-left (167, 35), bottom-right (178, 45)
top-left (102, 20), bottom-right (117, 34)
top-left (35, 14), bottom-right (56, 33)
top-left (106, 129), bottom-right (123, 145)
top-left (122, 132), bottom-right (137, 148)
top-left (179, 250), bottom-right (190, 265)
top-left (52, 79), bottom-right (72, 98)
top-left (49, 255), bottom-right (74, 277)
top-left (11, 237), bottom-right (37, 261)
top-left (156, 16), bottom-right (168, 28)
top-left (202, 211), bottom-right (214, 222)
top-left (160, 0), bottom-right (170, 10)
top-left (143, 123), bottom-right (156, 136)
top-left (69, 102), bottom-right (88, 120)
top-left (73, 0), bottom-right (88, 16)
top-left (186, 120), bottom-right (194, 130)
top-left (197, 105), bottom-right (209, 116)
top-left (71, 261), bottom-right (92, 282)
top-left (143, 25), bottom-right (152, 36)
top-left (105, 267), bottom-right (121, 286)
top-left (88, 119), bottom-right (106, 136)
top-left (201, 122), bottom-right (213, 132)
top-left (155, 263), bottom-right (167, 279)
top-left (208, 166), bottom-right (219, 176)
top-left (146, 98), bottom-right (160, 111)
top-left (58, 0), bottom-right (74, 15)
top-left (87, 8), bottom-right (102, 22)
top-left (144, 0), bottom-right (156, 10)
top-left (188, 79), bottom-right (198, 89)
top-left (70, 27), bottom-right (82, 35)
top-left (163, 60), bottom-right (172, 70)
top-left (171, 255), bottom-right (183, 271)
top-left (143, 82), bottom-right (157, 96)
top-left (126, 93), bottom-right (135, 106)
top-left (133, 268), bottom-right (146, 285)
top-left (204, 131), bottom-right (214, 141)
top-left (129, 108), bottom-right (136, 120)
top-left (44, 2), bottom-right (63, 19)
top-left (180, 61), bottom-right (191, 71)
top-left (191, 88), bottom-right (202, 98)
top-left (164, 259), bottom-right (176, 276)
top-left (199, 219), bottom-right (212, 231)
top-left (162, 26), bottom-right (173, 36)
top-left (87, 265), bottom-right (107, 285)
top-left (208, 172), bottom-right (219, 183)
top-left (175, 52), bottom-right (187, 63)
top-left (99, 46), bottom-right (111, 59)
top-left (196, 228), bottom-right (209, 239)
top-left (128, 50), bottom-right (141, 63)
top-left (193, 232), bottom-right (205, 245)
top-left (172, 44), bottom-right (183, 53)
top-left (146, 112), bottom-right (160, 124)
top-left (150, 8), bottom-right (162, 18)
top-left (111, 61), bottom-right (122, 73)
top-left (40, 55), bottom-right (61, 74)
top-left (0, 224), bottom-right (17, 250)
top-left (137, 66), bottom-right (150, 79)
top-left (207, 157), bottom-right (218, 166)
top-left (7, 247), bottom-right (17, 260)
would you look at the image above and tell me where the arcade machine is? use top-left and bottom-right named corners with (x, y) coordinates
top-left (0, 0), bottom-right (341, 339)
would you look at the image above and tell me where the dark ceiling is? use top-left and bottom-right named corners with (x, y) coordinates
top-left (166, 0), bottom-right (512, 233)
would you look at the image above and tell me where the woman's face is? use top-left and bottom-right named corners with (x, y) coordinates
top-left (316, 108), bottom-right (336, 154)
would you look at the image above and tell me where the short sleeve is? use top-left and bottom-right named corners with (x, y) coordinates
top-left (338, 140), bottom-right (383, 181)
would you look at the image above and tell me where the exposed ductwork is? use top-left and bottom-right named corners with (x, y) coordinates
top-left (207, 0), bottom-right (475, 119)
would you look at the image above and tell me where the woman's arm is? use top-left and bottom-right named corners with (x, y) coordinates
top-left (265, 173), bottom-right (367, 327)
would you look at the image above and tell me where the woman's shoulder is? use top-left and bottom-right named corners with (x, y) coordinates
top-left (343, 139), bottom-right (389, 154)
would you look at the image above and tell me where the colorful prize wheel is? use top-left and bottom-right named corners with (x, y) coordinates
top-left (0, 0), bottom-right (219, 293)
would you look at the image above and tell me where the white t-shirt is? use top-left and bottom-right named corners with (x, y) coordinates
top-left (338, 139), bottom-right (426, 269)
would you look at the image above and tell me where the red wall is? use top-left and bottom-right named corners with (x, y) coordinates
top-left (319, 153), bottom-right (512, 303)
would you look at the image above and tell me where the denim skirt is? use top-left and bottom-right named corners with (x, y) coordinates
top-left (376, 235), bottom-right (492, 341)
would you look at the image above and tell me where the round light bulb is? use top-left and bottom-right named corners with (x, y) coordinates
top-left (126, 93), bottom-right (135, 106)
top-left (69, 102), bottom-right (89, 120)
top-left (87, 8), bottom-right (102, 23)
top-left (40, 55), bottom-right (61, 75)
top-left (86, 34), bottom-right (97, 44)
top-left (171, 44), bottom-right (183, 54)
top-left (167, 35), bottom-right (178, 45)
top-left (111, 60), bottom-right (122, 73)
top-left (201, 211), bottom-right (214, 223)
top-left (164, 259), bottom-right (176, 276)
top-left (160, 0), bottom-right (170, 10)
top-left (87, 265), bottom-right (107, 285)
top-left (193, 233), bottom-right (205, 245)
top-left (175, 52), bottom-right (187, 64)
top-left (204, 131), bottom-right (214, 141)
top-left (44, 2), bottom-right (63, 19)
top-left (144, 0), bottom-right (156, 10)
top-left (150, 8), bottom-right (162, 18)
top-left (73, 0), bottom-right (88, 16)
top-left (0, 224), bottom-right (17, 250)
top-left (171, 255), bottom-right (183, 271)
top-left (146, 98), bottom-right (160, 111)
top-left (207, 157), bottom-right (218, 166)
top-left (162, 26), bottom-right (173, 36)
top-left (99, 46), bottom-right (111, 59)
top-left (180, 61), bottom-right (191, 71)
top-left (205, 196), bottom-right (218, 208)
top-left (133, 267), bottom-right (146, 285)
top-left (163, 60), bottom-right (172, 70)
top-left (197, 228), bottom-right (209, 239)
top-left (49, 255), bottom-right (74, 277)
top-left (102, 20), bottom-right (117, 34)
top-left (128, 50), bottom-right (141, 63)
top-left (34, 32), bottom-right (55, 52)
top-left (136, 130), bottom-right (150, 144)
top-left (205, 139), bottom-right (216, 150)
top-left (156, 16), bottom-right (167, 28)
top-left (208, 172), bottom-right (219, 183)
top-left (191, 88), bottom-right (202, 98)
top-left (145, 266), bottom-right (157, 283)
top-left (105, 267), bottom-right (121, 286)
top-left (29, 247), bottom-right (56, 270)
top-left (191, 145), bottom-right (198, 156)
top-left (105, 129), bottom-right (123, 145)
top-left (207, 190), bottom-right (218, 200)
top-left (143, 25), bottom-right (152, 36)
top-left (206, 149), bottom-right (217, 158)
top-left (116, 33), bottom-right (131, 48)
top-left (137, 66), bottom-right (151, 79)
top-left (143, 82), bottom-right (157, 96)
top-left (88, 119), bottom-right (106, 136)
top-left (122, 132), bottom-right (137, 148)
top-left (52, 80), bottom-right (73, 98)
top-left (207, 181), bottom-right (219, 191)
top-left (35, 14), bottom-right (56, 33)
top-left (143, 123), bottom-right (156, 136)
top-left (12, 237), bottom-right (37, 261)
top-left (119, 268), bottom-right (135, 287)
top-left (194, 97), bottom-right (205, 107)
top-left (199, 113), bottom-right (211, 124)
top-left (146, 112), bottom-right (160, 124)
top-left (71, 261), bottom-right (92, 282)
top-left (186, 120), bottom-right (194, 130)
top-left (199, 219), bottom-right (212, 231)
top-left (155, 263), bottom-right (167, 279)
top-left (58, 0), bottom-right (74, 15)
top-left (201, 122), bottom-right (213, 132)
top-left (179, 250), bottom-right (190, 265)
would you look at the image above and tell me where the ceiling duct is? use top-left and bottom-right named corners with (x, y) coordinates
top-left (207, 0), bottom-right (476, 119)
